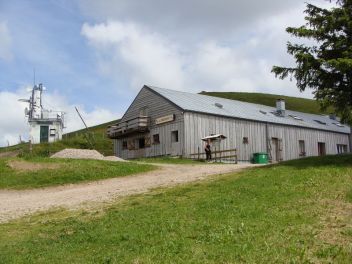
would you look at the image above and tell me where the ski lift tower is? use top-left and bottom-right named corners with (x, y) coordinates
top-left (19, 83), bottom-right (65, 144)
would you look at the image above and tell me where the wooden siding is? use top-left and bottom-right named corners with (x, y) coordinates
top-left (114, 87), bottom-right (184, 159)
top-left (184, 112), bottom-right (267, 161)
top-left (120, 87), bottom-right (183, 123)
top-left (184, 112), bottom-right (350, 161)
top-left (115, 121), bottom-right (184, 159)
top-left (267, 124), bottom-right (350, 160)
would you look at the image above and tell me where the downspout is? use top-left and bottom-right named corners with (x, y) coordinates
top-left (349, 126), bottom-right (352, 153)
top-left (266, 122), bottom-right (271, 162)
top-left (182, 111), bottom-right (185, 158)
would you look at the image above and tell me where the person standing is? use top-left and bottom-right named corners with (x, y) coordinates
top-left (205, 142), bottom-right (212, 161)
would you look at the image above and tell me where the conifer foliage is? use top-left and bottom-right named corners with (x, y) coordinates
top-left (272, 0), bottom-right (352, 124)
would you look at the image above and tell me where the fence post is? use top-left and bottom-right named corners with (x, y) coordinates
top-left (197, 146), bottom-right (200, 160)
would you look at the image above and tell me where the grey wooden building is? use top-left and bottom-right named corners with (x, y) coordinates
top-left (107, 85), bottom-right (351, 161)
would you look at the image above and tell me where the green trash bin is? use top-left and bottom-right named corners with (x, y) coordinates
top-left (253, 152), bottom-right (268, 164)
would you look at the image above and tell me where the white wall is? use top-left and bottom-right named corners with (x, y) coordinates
top-left (29, 121), bottom-right (63, 144)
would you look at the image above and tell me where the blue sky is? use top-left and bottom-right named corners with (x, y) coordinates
top-left (0, 0), bottom-right (133, 112)
top-left (0, 0), bottom-right (331, 146)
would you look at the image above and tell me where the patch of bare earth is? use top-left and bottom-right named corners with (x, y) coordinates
top-left (0, 151), bottom-right (19, 158)
top-left (7, 160), bottom-right (61, 172)
top-left (0, 163), bottom-right (259, 223)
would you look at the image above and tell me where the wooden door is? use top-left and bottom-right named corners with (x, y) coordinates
top-left (271, 138), bottom-right (279, 162)
top-left (318, 142), bottom-right (326, 156)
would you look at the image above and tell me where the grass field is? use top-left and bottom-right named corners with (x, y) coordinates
top-left (0, 157), bottom-right (154, 189)
top-left (1, 155), bottom-right (351, 263)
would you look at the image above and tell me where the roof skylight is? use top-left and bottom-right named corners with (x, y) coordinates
top-left (215, 103), bottom-right (223, 109)
top-left (289, 114), bottom-right (303, 121)
top-left (333, 122), bottom-right (344, 127)
top-left (314, 120), bottom-right (327, 125)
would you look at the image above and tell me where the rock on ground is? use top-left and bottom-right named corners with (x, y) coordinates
top-left (51, 148), bottom-right (125, 162)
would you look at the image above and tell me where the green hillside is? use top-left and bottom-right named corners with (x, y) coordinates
top-left (200, 91), bottom-right (332, 115)
top-left (0, 119), bottom-right (119, 157)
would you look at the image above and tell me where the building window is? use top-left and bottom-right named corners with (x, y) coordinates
top-left (337, 144), bottom-right (348, 154)
top-left (299, 140), bottom-right (306, 156)
top-left (153, 134), bottom-right (160, 144)
top-left (139, 138), bottom-right (145, 149)
top-left (50, 129), bottom-right (56, 136)
top-left (127, 140), bottom-right (135, 150)
top-left (243, 137), bottom-right (249, 144)
top-left (171, 130), bottom-right (179, 143)
top-left (122, 140), bottom-right (128, 150)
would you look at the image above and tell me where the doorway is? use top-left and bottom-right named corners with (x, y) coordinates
top-left (271, 137), bottom-right (279, 162)
top-left (318, 142), bottom-right (326, 156)
top-left (40, 126), bottom-right (49, 143)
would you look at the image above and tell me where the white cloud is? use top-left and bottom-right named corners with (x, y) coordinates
top-left (0, 21), bottom-right (13, 61)
top-left (81, 16), bottom-right (314, 98)
top-left (0, 87), bottom-right (119, 147)
top-left (82, 21), bottom-right (186, 90)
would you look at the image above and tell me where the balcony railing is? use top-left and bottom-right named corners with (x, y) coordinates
top-left (107, 116), bottom-right (150, 139)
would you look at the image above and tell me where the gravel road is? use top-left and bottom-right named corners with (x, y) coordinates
top-left (0, 163), bottom-right (258, 223)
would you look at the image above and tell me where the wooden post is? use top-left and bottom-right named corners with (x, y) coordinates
top-left (29, 140), bottom-right (32, 154)
top-left (214, 147), bottom-right (217, 162)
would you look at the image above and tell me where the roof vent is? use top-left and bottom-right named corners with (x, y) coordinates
top-left (259, 110), bottom-right (267, 115)
top-left (215, 103), bottom-right (223, 109)
top-left (329, 113), bottom-right (336, 120)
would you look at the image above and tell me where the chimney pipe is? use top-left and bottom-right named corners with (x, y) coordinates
top-left (276, 99), bottom-right (286, 116)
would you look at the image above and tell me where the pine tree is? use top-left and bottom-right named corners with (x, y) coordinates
top-left (272, 0), bottom-right (352, 124)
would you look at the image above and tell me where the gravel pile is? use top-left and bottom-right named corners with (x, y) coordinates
top-left (51, 148), bottom-right (126, 162)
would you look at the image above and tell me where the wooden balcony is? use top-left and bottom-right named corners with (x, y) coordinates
top-left (107, 116), bottom-right (150, 139)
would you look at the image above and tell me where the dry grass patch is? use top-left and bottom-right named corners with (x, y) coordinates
top-left (7, 160), bottom-right (61, 172)
top-left (318, 199), bottom-right (352, 246)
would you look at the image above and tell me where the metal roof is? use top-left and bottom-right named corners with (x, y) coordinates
top-left (146, 85), bottom-right (351, 134)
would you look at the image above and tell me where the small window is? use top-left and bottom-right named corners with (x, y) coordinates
top-left (138, 138), bottom-right (145, 149)
top-left (243, 137), bottom-right (249, 144)
top-left (50, 129), bottom-right (56, 136)
top-left (122, 140), bottom-right (128, 150)
top-left (337, 144), bottom-right (348, 154)
top-left (127, 140), bottom-right (135, 150)
top-left (139, 106), bottom-right (148, 116)
top-left (153, 134), bottom-right (160, 144)
top-left (299, 140), bottom-right (306, 156)
top-left (171, 131), bottom-right (179, 143)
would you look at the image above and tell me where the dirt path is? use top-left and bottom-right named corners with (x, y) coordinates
top-left (0, 163), bottom-right (258, 223)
